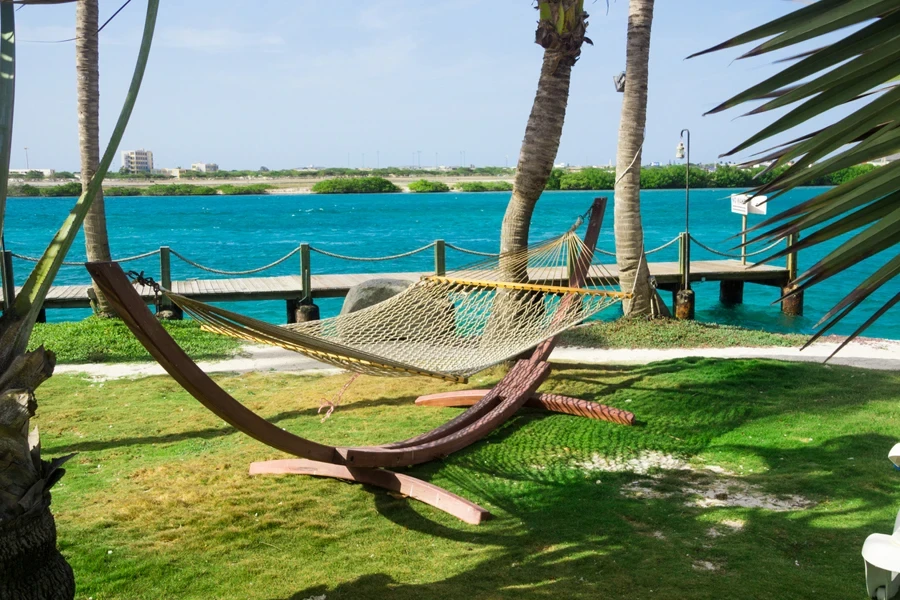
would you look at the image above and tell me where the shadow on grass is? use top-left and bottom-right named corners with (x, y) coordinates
top-left (274, 433), bottom-right (898, 599)
top-left (48, 392), bottom-right (429, 454)
top-left (259, 359), bottom-right (899, 599)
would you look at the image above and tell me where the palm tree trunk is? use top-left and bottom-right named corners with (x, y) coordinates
top-left (500, 53), bottom-right (572, 271)
top-left (0, 348), bottom-right (75, 599)
top-left (77, 0), bottom-right (114, 318)
top-left (614, 0), bottom-right (655, 316)
top-left (500, 1), bottom-right (589, 268)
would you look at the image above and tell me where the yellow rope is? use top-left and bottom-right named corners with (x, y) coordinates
top-left (422, 276), bottom-right (632, 298)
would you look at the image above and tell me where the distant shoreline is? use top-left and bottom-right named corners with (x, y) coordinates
top-left (7, 175), bottom-right (839, 198)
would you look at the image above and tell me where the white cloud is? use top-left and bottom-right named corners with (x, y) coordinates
top-left (159, 28), bottom-right (285, 53)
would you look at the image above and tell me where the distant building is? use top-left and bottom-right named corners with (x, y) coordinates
top-left (191, 162), bottom-right (219, 173)
top-left (9, 168), bottom-right (55, 177)
top-left (160, 168), bottom-right (191, 178)
top-left (122, 149), bottom-right (154, 173)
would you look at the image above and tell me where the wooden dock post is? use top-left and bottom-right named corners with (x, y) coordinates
top-left (781, 233), bottom-right (803, 316)
top-left (289, 243), bottom-right (319, 323)
top-left (158, 246), bottom-right (183, 320)
top-left (1, 250), bottom-right (14, 313)
top-left (719, 280), bottom-right (744, 306)
top-left (674, 233), bottom-right (695, 320)
top-left (434, 240), bottom-right (446, 276)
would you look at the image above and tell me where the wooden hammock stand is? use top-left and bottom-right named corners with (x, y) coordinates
top-left (85, 197), bottom-right (634, 525)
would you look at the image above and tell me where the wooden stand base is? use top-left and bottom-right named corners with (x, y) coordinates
top-left (249, 458), bottom-right (491, 525)
top-left (416, 390), bottom-right (635, 426)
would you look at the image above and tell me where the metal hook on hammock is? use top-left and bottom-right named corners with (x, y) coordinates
top-left (125, 270), bottom-right (162, 315)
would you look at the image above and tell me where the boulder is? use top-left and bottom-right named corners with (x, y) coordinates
top-left (340, 278), bottom-right (414, 315)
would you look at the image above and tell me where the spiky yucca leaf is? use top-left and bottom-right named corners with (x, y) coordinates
top-left (696, 0), bottom-right (900, 355)
top-left (10, 0), bottom-right (159, 355)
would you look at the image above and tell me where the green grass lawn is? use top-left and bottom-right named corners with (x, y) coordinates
top-left (34, 359), bottom-right (899, 599)
top-left (31, 316), bottom-right (809, 365)
top-left (28, 317), bottom-right (244, 363)
top-left (561, 318), bottom-right (810, 349)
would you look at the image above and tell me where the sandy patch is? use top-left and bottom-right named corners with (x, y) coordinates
top-left (575, 451), bottom-right (812, 512)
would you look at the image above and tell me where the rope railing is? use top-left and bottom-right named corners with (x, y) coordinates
top-left (444, 243), bottom-right (500, 258)
top-left (4, 234), bottom-right (790, 283)
top-left (689, 234), bottom-right (785, 260)
top-left (592, 235), bottom-right (680, 259)
top-left (9, 249), bottom-right (160, 266)
top-left (170, 248), bottom-right (300, 276)
top-left (646, 236), bottom-right (681, 255)
top-left (308, 242), bottom-right (435, 262)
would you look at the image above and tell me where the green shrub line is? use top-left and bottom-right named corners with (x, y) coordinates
top-left (547, 163), bottom-right (877, 191)
top-left (408, 179), bottom-right (451, 193)
top-left (9, 182), bottom-right (276, 197)
top-left (311, 177), bottom-right (401, 194)
top-left (454, 181), bottom-right (514, 192)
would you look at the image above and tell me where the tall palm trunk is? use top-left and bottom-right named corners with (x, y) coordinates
top-left (77, 0), bottom-right (114, 317)
top-left (500, 1), bottom-right (589, 266)
top-left (614, 0), bottom-right (655, 316)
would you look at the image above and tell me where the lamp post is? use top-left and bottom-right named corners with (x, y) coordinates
top-left (674, 129), bottom-right (695, 319)
top-left (676, 129), bottom-right (690, 246)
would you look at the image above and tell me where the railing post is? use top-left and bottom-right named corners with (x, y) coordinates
top-left (675, 232), bottom-right (695, 320)
top-left (741, 214), bottom-right (748, 266)
top-left (677, 232), bottom-right (692, 290)
top-left (1, 250), bottom-right (15, 313)
top-left (300, 243), bottom-right (311, 303)
top-left (158, 246), bottom-right (181, 319)
top-left (434, 240), bottom-right (446, 276)
top-left (782, 232), bottom-right (803, 316)
top-left (567, 239), bottom-right (577, 286)
top-left (160, 246), bottom-right (172, 291)
top-left (289, 243), bottom-right (319, 324)
top-left (786, 232), bottom-right (799, 281)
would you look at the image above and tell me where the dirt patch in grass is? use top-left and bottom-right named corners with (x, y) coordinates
top-left (573, 450), bottom-right (814, 511)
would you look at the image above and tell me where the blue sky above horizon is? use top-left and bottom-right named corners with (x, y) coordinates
top-left (11, 1), bottom-right (824, 171)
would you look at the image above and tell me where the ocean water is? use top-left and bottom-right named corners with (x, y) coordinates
top-left (4, 189), bottom-right (899, 340)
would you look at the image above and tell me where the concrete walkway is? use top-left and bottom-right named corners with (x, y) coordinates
top-left (53, 339), bottom-right (900, 380)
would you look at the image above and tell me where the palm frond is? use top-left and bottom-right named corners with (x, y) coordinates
top-left (695, 0), bottom-right (900, 347)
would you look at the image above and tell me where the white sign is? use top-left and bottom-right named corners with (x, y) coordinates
top-left (731, 193), bottom-right (768, 216)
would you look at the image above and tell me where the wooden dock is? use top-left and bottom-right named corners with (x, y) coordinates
top-left (32, 259), bottom-right (791, 316)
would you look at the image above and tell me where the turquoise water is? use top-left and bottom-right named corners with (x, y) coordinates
top-left (4, 189), bottom-right (899, 340)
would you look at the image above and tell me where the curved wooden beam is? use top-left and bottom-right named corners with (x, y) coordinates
top-left (84, 262), bottom-right (548, 469)
top-left (415, 390), bottom-right (635, 426)
top-left (249, 458), bottom-right (491, 525)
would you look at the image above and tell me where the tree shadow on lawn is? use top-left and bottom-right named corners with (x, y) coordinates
top-left (267, 360), bottom-right (898, 600)
top-left (48, 392), bottom-right (430, 454)
top-left (274, 433), bottom-right (899, 600)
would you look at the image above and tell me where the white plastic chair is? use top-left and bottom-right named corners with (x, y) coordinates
top-left (863, 444), bottom-right (900, 599)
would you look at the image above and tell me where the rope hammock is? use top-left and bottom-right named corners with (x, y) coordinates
top-left (166, 223), bottom-right (626, 383)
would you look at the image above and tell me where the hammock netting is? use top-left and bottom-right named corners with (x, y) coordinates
top-left (166, 227), bottom-right (625, 383)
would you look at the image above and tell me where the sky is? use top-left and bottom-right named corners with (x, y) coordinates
top-left (10, 1), bottom-right (826, 171)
